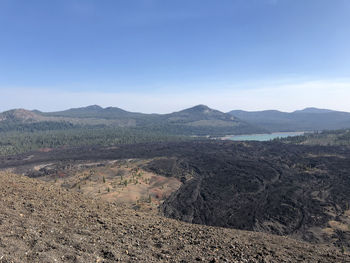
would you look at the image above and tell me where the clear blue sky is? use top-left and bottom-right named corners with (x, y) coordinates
top-left (0, 0), bottom-right (349, 113)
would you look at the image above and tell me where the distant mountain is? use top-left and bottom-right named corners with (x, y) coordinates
top-left (0, 105), bottom-right (265, 136)
top-left (165, 105), bottom-right (238, 126)
top-left (3, 106), bottom-right (349, 134)
top-left (159, 105), bottom-right (266, 135)
top-left (174, 104), bottom-right (220, 114)
top-left (42, 105), bottom-right (144, 119)
top-left (228, 108), bottom-right (350, 132)
top-left (0, 109), bottom-right (47, 123)
top-left (293, 107), bottom-right (335, 114)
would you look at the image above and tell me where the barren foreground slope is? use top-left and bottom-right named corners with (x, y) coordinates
top-left (0, 172), bottom-right (348, 262)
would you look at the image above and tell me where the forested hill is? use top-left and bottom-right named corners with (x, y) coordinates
top-left (2, 105), bottom-right (350, 136)
top-left (276, 129), bottom-right (350, 146)
top-left (40, 105), bottom-right (146, 119)
top-left (0, 105), bottom-right (265, 156)
top-left (0, 105), bottom-right (265, 136)
top-left (228, 108), bottom-right (350, 132)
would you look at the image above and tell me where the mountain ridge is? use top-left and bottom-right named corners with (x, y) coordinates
top-left (293, 107), bottom-right (336, 114)
top-left (0, 105), bottom-right (264, 136)
top-left (2, 105), bottom-right (350, 135)
top-left (0, 109), bottom-right (50, 123)
top-left (228, 107), bottom-right (350, 132)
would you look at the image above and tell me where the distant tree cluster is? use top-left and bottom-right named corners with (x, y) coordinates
top-left (275, 129), bottom-right (350, 146)
top-left (0, 121), bottom-right (75, 132)
top-left (0, 126), bottom-right (194, 156)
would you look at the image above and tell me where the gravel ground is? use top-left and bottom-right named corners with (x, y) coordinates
top-left (0, 172), bottom-right (348, 263)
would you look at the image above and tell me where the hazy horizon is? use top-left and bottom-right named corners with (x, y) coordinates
top-left (1, 0), bottom-right (349, 113)
top-left (1, 100), bottom-right (349, 115)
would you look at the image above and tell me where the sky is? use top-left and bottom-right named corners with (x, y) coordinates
top-left (0, 0), bottom-right (349, 113)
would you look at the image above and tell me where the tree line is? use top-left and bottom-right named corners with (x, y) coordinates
top-left (0, 126), bottom-right (193, 156)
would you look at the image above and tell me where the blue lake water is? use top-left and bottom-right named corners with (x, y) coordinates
top-left (225, 132), bottom-right (305, 142)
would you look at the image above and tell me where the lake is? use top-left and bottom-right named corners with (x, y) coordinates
top-left (224, 132), bottom-right (305, 142)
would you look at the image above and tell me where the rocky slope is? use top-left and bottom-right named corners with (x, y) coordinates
top-left (0, 172), bottom-right (348, 262)
top-left (155, 141), bottom-right (350, 249)
top-left (3, 140), bottom-right (350, 251)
